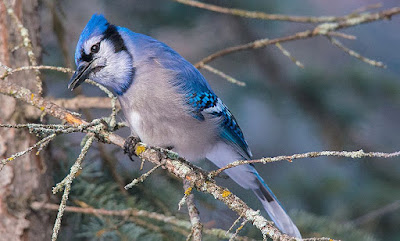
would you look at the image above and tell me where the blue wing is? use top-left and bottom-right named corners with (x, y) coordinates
top-left (187, 91), bottom-right (252, 159)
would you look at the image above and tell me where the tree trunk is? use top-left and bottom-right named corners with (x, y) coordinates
top-left (0, 0), bottom-right (53, 240)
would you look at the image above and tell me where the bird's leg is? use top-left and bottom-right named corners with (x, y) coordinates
top-left (124, 136), bottom-right (141, 161)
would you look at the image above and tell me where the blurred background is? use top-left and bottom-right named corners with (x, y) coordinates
top-left (39, 0), bottom-right (400, 240)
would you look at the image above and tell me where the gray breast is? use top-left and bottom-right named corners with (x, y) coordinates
top-left (118, 62), bottom-right (219, 161)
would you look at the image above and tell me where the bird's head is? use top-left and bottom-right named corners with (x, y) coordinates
top-left (68, 14), bottom-right (134, 95)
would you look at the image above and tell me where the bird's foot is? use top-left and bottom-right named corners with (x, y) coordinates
top-left (124, 136), bottom-right (141, 161)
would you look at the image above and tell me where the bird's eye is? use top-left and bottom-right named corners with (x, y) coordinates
top-left (91, 43), bottom-right (100, 53)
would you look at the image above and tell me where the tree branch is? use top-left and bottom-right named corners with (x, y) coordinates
top-left (0, 80), bottom-right (84, 125)
top-left (173, 0), bottom-right (347, 23)
top-left (194, 7), bottom-right (400, 69)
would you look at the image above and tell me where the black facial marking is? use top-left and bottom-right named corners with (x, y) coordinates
top-left (102, 24), bottom-right (127, 53)
top-left (80, 51), bottom-right (93, 63)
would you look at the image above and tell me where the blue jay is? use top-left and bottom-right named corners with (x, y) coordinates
top-left (68, 14), bottom-right (301, 238)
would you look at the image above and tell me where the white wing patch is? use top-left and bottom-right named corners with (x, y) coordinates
top-left (202, 98), bottom-right (224, 114)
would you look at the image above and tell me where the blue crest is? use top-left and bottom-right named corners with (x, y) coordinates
top-left (74, 14), bottom-right (109, 64)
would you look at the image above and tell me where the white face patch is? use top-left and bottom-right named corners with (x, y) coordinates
top-left (83, 35), bottom-right (103, 57)
top-left (92, 50), bottom-right (132, 88)
top-left (82, 37), bottom-right (133, 94)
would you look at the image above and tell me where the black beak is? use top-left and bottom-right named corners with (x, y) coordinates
top-left (68, 60), bottom-right (94, 90)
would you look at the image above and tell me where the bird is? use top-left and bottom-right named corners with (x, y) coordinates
top-left (68, 14), bottom-right (301, 238)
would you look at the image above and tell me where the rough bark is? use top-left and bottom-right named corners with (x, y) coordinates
top-left (0, 0), bottom-right (52, 240)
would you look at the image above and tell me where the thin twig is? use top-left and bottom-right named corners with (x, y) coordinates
top-left (328, 37), bottom-right (386, 68)
top-left (0, 65), bottom-right (72, 80)
top-left (124, 163), bottom-right (162, 189)
top-left (226, 212), bottom-right (244, 236)
top-left (173, 0), bottom-right (345, 23)
top-left (230, 218), bottom-right (250, 241)
top-left (274, 43), bottom-right (304, 68)
top-left (0, 133), bottom-right (56, 169)
top-left (210, 150), bottom-right (400, 178)
top-left (326, 31), bottom-right (357, 40)
top-left (12, 65), bottom-right (73, 74)
top-left (351, 3), bottom-right (383, 15)
top-left (203, 64), bottom-right (246, 86)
